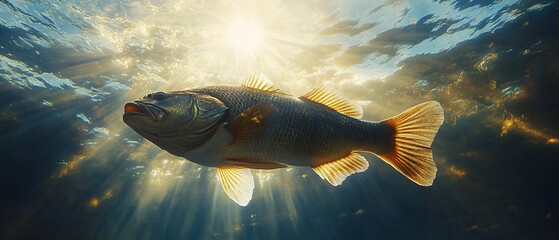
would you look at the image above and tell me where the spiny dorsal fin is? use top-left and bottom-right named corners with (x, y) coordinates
top-left (241, 73), bottom-right (281, 93)
top-left (217, 168), bottom-right (254, 206)
top-left (312, 152), bottom-right (369, 186)
top-left (301, 85), bottom-right (363, 119)
top-left (377, 101), bottom-right (444, 186)
top-left (227, 104), bottom-right (277, 144)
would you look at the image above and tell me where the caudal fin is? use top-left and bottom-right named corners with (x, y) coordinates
top-left (376, 101), bottom-right (444, 186)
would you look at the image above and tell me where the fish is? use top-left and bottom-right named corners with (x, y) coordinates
top-left (123, 73), bottom-right (444, 206)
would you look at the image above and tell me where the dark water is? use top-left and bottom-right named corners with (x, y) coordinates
top-left (1, 1), bottom-right (558, 239)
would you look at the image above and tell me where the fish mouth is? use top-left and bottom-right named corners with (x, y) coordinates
top-left (124, 102), bottom-right (166, 121)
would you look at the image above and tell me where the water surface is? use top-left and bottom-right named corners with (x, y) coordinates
top-left (1, 0), bottom-right (558, 239)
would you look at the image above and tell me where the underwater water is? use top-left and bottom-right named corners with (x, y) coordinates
top-left (1, 0), bottom-right (558, 239)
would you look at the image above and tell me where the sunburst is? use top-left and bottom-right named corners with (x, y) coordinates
top-left (226, 19), bottom-right (265, 56)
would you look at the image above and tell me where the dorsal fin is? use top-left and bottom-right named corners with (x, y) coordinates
top-left (227, 104), bottom-right (277, 144)
top-left (301, 85), bottom-right (363, 119)
top-left (312, 152), bottom-right (369, 186)
top-left (217, 168), bottom-right (254, 206)
top-left (241, 73), bottom-right (281, 93)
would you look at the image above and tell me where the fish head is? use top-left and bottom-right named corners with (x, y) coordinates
top-left (123, 91), bottom-right (228, 154)
top-left (123, 91), bottom-right (193, 134)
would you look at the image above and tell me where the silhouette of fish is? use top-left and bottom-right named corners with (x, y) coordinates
top-left (123, 73), bottom-right (444, 206)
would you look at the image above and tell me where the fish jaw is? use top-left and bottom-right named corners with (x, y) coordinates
top-left (123, 101), bottom-right (167, 122)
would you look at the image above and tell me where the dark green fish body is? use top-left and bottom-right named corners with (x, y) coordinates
top-left (123, 73), bottom-right (444, 206)
top-left (189, 85), bottom-right (393, 168)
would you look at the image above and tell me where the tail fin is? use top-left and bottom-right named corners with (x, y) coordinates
top-left (376, 101), bottom-right (444, 186)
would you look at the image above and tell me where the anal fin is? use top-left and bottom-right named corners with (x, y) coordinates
top-left (312, 152), bottom-right (369, 186)
top-left (217, 168), bottom-right (255, 206)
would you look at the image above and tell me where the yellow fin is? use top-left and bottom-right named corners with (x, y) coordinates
top-left (301, 86), bottom-right (363, 119)
top-left (377, 101), bottom-right (444, 186)
top-left (217, 168), bottom-right (254, 206)
top-left (241, 73), bottom-right (281, 93)
top-left (312, 152), bottom-right (369, 186)
top-left (227, 104), bottom-right (277, 144)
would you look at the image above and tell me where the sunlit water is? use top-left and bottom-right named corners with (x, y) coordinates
top-left (1, 0), bottom-right (558, 239)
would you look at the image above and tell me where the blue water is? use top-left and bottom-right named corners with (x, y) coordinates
top-left (1, 0), bottom-right (558, 239)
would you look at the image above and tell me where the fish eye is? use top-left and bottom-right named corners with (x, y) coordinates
top-left (153, 92), bottom-right (167, 100)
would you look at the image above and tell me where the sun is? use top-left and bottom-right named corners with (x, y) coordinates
top-left (226, 19), bottom-right (264, 56)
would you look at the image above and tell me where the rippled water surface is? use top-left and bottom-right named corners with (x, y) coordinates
top-left (1, 0), bottom-right (558, 239)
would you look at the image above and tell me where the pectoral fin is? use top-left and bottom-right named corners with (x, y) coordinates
top-left (227, 104), bottom-right (277, 144)
top-left (217, 168), bottom-right (255, 206)
top-left (312, 152), bottom-right (369, 186)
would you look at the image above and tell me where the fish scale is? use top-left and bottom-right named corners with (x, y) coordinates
top-left (190, 85), bottom-right (391, 167)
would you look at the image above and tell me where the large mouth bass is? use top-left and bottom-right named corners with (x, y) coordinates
top-left (123, 73), bottom-right (444, 206)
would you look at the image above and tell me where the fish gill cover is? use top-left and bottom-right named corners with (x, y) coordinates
top-left (0, 0), bottom-right (558, 239)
